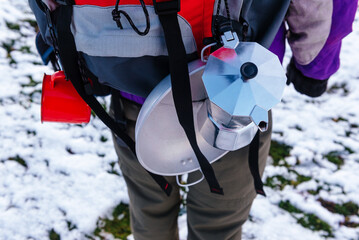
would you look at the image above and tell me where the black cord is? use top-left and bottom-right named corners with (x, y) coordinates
top-left (216, 0), bottom-right (222, 17)
top-left (223, 0), bottom-right (231, 20)
top-left (215, 0), bottom-right (231, 21)
top-left (212, 0), bottom-right (233, 43)
top-left (112, 0), bottom-right (150, 36)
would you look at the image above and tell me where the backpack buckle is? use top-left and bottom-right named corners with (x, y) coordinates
top-left (221, 31), bottom-right (239, 49)
top-left (153, 0), bottom-right (180, 15)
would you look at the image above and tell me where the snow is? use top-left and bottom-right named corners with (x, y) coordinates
top-left (0, 1), bottom-right (358, 239)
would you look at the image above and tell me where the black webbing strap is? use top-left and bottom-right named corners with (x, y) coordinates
top-left (153, 0), bottom-right (223, 195)
top-left (54, 5), bottom-right (172, 196)
top-left (248, 131), bottom-right (266, 196)
top-left (111, 90), bottom-right (127, 129)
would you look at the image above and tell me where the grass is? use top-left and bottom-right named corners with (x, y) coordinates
top-left (265, 175), bottom-right (292, 190)
top-left (66, 220), bottom-right (77, 231)
top-left (49, 229), bottom-right (61, 240)
top-left (265, 172), bottom-right (312, 190)
top-left (297, 213), bottom-right (333, 237)
top-left (265, 141), bottom-right (313, 190)
top-left (20, 45), bottom-right (32, 54)
top-left (23, 18), bottom-right (38, 30)
top-left (318, 198), bottom-right (359, 217)
top-left (269, 140), bottom-right (292, 166)
top-left (6, 21), bottom-right (20, 31)
top-left (340, 218), bottom-right (359, 228)
top-left (107, 162), bottom-right (121, 176)
top-left (7, 155), bottom-right (28, 169)
top-left (327, 83), bottom-right (350, 96)
top-left (269, 140), bottom-right (338, 237)
top-left (21, 76), bottom-right (41, 88)
top-left (2, 40), bottom-right (17, 64)
top-left (279, 200), bottom-right (333, 237)
top-left (100, 135), bottom-right (108, 142)
top-left (324, 151), bottom-right (344, 168)
top-left (94, 203), bottom-right (131, 240)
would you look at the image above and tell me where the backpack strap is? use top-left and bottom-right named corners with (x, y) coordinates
top-left (53, 5), bottom-right (172, 196)
top-left (248, 131), bottom-right (266, 196)
top-left (153, 0), bottom-right (223, 195)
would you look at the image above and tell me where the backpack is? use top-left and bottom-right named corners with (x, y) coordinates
top-left (30, 0), bottom-right (290, 196)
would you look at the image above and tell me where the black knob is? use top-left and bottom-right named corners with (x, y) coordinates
top-left (241, 62), bottom-right (258, 80)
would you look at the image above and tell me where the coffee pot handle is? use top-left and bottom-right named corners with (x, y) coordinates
top-left (250, 105), bottom-right (269, 132)
top-left (50, 71), bottom-right (66, 89)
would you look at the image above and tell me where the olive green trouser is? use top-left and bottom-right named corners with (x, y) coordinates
top-left (112, 97), bottom-right (272, 240)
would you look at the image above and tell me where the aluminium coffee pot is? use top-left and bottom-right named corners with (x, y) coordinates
top-left (199, 41), bottom-right (286, 151)
top-left (135, 36), bottom-right (286, 178)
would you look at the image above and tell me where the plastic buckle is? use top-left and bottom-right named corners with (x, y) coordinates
top-left (153, 0), bottom-right (180, 15)
top-left (221, 31), bottom-right (239, 49)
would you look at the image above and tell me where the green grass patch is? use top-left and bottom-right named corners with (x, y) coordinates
top-left (49, 229), bottom-right (61, 240)
top-left (324, 151), bottom-right (344, 168)
top-left (318, 198), bottom-right (359, 217)
top-left (265, 175), bottom-right (292, 190)
top-left (307, 182), bottom-right (346, 196)
top-left (279, 200), bottom-right (302, 213)
top-left (297, 214), bottom-right (333, 237)
top-left (6, 21), bottom-right (20, 31)
top-left (8, 155), bottom-right (28, 169)
top-left (340, 217), bottom-right (359, 228)
top-left (100, 135), bottom-right (108, 142)
top-left (294, 125), bottom-right (303, 131)
top-left (344, 146), bottom-right (354, 154)
top-left (265, 170), bottom-right (311, 190)
top-left (279, 200), bottom-right (333, 237)
top-left (19, 46), bottom-right (31, 54)
top-left (328, 83), bottom-right (350, 96)
top-left (27, 130), bottom-right (37, 136)
top-left (269, 141), bottom-right (292, 166)
top-left (107, 162), bottom-right (120, 176)
top-left (94, 203), bottom-right (131, 240)
top-left (23, 18), bottom-right (38, 30)
top-left (2, 40), bottom-right (17, 64)
top-left (295, 173), bottom-right (312, 184)
top-left (66, 147), bottom-right (75, 155)
top-left (331, 116), bottom-right (348, 122)
top-left (66, 220), bottom-right (77, 231)
top-left (333, 141), bottom-right (355, 154)
top-left (21, 76), bottom-right (41, 87)
top-left (2, 40), bottom-right (15, 54)
top-left (307, 186), bottom-right (323, 195)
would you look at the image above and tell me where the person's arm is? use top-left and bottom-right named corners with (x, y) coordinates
top-left (286, 0), bottom-right (358, 97)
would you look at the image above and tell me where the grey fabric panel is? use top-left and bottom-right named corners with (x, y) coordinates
top-left (82, 53), bottom-right (169, 97)
top-left (71, 5), bottom-right (197, 57)
top-left (81, 52), bottom-right (198, 98)
top-left (286, 0), bottom-right (333, 65)
top-left (241, 0), bottom-right (291, 48)
top-left (213, 0), bottom-right (243, 20)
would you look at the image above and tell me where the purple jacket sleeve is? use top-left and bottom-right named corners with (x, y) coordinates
top-left (292, 0), bottom-right (358, 80)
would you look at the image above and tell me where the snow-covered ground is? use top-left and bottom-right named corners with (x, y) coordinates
top-left (0, 1), bottom-right (358, 239)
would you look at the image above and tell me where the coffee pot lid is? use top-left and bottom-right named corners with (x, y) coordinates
top-left (202, 42), bottom-right (286, 129)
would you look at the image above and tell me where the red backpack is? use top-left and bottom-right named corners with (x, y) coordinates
top-left (31, 0), bottom-right (290, 195)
